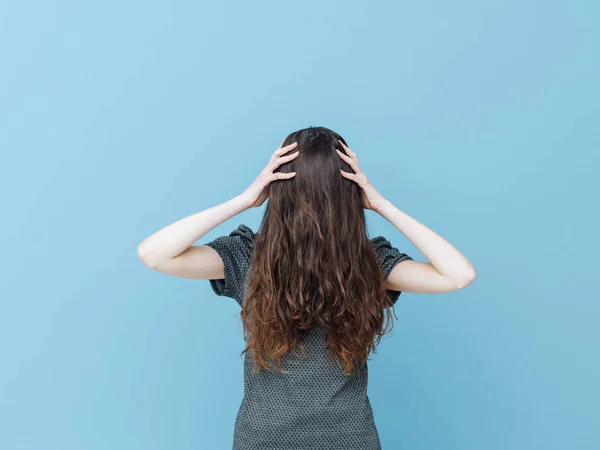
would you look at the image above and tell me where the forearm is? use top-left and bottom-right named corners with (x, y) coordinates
top-left (137, 194), bottom-right (250, 265)
top-left (376, 199), bottom-right (476, 285)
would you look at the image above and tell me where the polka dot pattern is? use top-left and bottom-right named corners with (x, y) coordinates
top-left (205, 224), bottom-right (413, 449)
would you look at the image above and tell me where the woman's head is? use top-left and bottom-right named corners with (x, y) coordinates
top-left (240, 126), bottom-right (393, 375)
top-left (268, 126), bottom-right (365, 245)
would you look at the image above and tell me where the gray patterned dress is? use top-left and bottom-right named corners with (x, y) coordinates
top-left (205, 224), bottom-right (413, 450)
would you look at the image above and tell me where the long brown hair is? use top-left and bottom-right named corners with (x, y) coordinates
top-left (240, 126), bottom-right (395, 376)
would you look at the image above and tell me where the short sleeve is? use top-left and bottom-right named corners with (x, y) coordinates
top-left (370, 236), bottom-right (414, 305)
top-left (204, 224), bottom-right (256, 306)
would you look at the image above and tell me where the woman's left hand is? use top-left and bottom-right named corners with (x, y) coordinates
top-left (240, 140), bottom-right (299, 208)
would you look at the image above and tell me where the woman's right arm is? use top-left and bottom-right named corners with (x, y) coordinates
top-left (337, 139), bottom-right (476, 294)
top-left (375, 200), bottom-right (477, 293)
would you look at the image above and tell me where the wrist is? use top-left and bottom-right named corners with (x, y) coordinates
top-left (233, 193), bottom-right (253, 211)
top-left (374, 198), bottom-right (393, 215)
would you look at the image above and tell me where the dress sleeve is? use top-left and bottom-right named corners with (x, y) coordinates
top-left (204, 224), bottom-right (256, 306)
top-left (371, 235), bottom-right (414, 305)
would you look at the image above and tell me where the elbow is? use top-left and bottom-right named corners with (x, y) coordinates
top-left (454, 267), bottom-right (477, 290)
top-left (137, 242), bottom-right (160, 269)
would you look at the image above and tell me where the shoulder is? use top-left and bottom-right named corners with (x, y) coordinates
top-left (370, 235), bottom-right (390, 247)
top-left (370, 235), bottom-right (395, 254)
top-left (204, 223), bottom-right (256, 260)
top-left (204, 224), bottom-right (257, 305)
top-left (228, 223), bottom-right (256, 243)
top-left (369, 235), bottom-right (413, 276)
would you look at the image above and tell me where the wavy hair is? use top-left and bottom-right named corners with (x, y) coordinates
top-left (240, 126), bottom-right (395, 376)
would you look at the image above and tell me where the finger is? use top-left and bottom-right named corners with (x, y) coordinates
top-left (274, 141), bottom-right (298, 157)
top-left (340, 169), bottom-right (357, 180)
top-left (282, 141), bottom-right (298, 151)
top-left (336, 148), bottom-right (360, 173)
top-left (336, 142), bottom-right (357, 162)
top-left (270, 149), bottom-right (299, 169)
top-left (279, 149), bottom-right (300, 162)
top-left (271, 142), bottom-right (297, 162)
top-left (273, 171), bottom-right (296, 180)
top-left (339, 140), bottom-right (359, 161)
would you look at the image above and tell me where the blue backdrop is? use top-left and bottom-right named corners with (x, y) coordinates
top-left (1, 1), bottom-right (598, 449)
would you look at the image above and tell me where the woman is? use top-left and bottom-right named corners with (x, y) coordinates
top-left (137, 126), bottom-right (476, 449)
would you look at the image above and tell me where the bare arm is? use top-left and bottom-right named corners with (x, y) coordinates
top-left (337, 140), bottom-right (476, 294)
top-left (136, 194), bottom-right (250, 277)
top-left (375, 200), bottom-right (476, 293)
top-left (137, 140), bottom-right (300, 278)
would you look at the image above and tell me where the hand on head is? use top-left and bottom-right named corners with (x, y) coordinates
top-left (240, 140), bottom-right (299, 209)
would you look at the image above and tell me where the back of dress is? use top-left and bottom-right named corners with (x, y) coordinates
top-left (205, 224), bottom-right (413, 450)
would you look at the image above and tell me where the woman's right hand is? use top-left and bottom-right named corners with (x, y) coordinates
top-left (240, 140), bottom-right (299, 209)
top-left (336, 140), bottom-right (388, 212)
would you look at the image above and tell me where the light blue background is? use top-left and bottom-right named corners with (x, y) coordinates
top-left (1, 1), bottom-right (598, 449)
